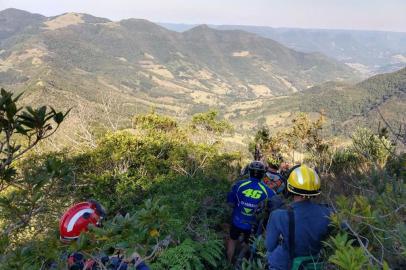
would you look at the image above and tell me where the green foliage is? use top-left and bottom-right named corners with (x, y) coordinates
top-left (133, 112), bottom-right (178, 132)
top-left (151, 237), bottom-right (223, 270)
top-left (191, 110), bottom-right (233, 134)
top-left (1, 98), bottom-right (404, 270)
top-left (331, 127), bottom-right (394, 178)
top-left (240, 235), bottom-right (268, 270)
top-left (0, 88), bottom-right (69, 182)
top-left (254, 113), bottom-right (405, 269)
top-left (327, 233), bottom-right (369, 270)
top-left (241, 258), bottom-right (267, 270)
top-left (327, 128), bottom-right (406, 268)
top-left (1, 111), bottom-right (238, 268)
top-left (136, 199), bottom-right (170, 238)
top-left (350, 128), bottom-right (393, 167)
top-left (253, 113), bottom-right (331, 169)
top-left (0, 88), bottom-right (69, 252)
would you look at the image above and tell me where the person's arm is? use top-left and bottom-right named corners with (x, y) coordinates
top-left (128, 252), bottom-right (150, 270)
top-left (265, 211), bottom-right (282, 252)
top-left (226, 181), bottom-right (239, 205)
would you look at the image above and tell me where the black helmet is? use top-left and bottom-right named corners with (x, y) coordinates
top-left (248, 161), bottom-right (266, 179)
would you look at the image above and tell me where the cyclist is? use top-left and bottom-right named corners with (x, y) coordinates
top-left (226, 161), bottom-right (280, 263)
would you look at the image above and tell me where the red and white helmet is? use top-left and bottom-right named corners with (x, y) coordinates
top-left (59, 200), bottom-right (106, 242)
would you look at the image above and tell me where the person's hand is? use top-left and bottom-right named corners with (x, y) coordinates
top-left (128, 251), bottom-right (144, 267)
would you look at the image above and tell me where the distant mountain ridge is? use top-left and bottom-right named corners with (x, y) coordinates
top-left (160, 23), bottom-right (406, 76)
top-left (0, 9), bottom-right (356, 113)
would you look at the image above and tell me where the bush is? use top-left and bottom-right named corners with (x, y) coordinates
top-left (0, 112), bottom-right (239, 268)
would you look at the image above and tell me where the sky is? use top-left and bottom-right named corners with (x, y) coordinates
top-left (0, 0), bottom-right (405, 32)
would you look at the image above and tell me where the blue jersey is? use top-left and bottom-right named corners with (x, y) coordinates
top-left (227, 177), bottom-right (275, 230)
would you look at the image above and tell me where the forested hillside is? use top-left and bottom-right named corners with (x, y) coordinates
top-left (233, 68), bottom-right (406, 136)
top-left (0, 89), bottom-right (405, 269)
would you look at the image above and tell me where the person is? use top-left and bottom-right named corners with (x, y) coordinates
top-left (265, 165), bottom-right (332, 270)
top-left (226, 161), bottom-right (279, 263)
top-left (263, 161), bottom-right (285, 194)
top-left (59, 200), bottom-right (106, 242)
top-left (59, 200), bottom-right (150, 270)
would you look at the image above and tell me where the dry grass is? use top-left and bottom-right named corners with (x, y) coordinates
top-left (151, 76), bottom-right (191, 94)
top-left (197, 69), bottom-right (213, 80)
top-left (190, 90), bottom-right (219, 105)
top-left (209, 81), bottom-right (231, 95)
top-left (0, 48), bottom-right (46, 70)
top-left (248, 84), bottom-right (273, 97)
top-left (273, 74), bottom-right (299, 92)
top-left (100, 22), bottom-right (120, 28)
top-left (143, 53), bottom-right (155, 60)
top-left (232, 51), bottom-right (250, 57)
top-left (139, 60), bottom-right (174, 79)
top-left (186, 79), bottom-right (208, 89)
top-left (226, 99), bottom-right (264, 112)
top-left (44, 13), bottom-right (84, 30)
top-left (116, 57), bottom-right (128, 62)
top-left (345, 62), bottom-right (371, 75)
top-left (265, 112), bottom-right (292, 126)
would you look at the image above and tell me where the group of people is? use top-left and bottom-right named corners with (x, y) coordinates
top-left (227, 160), bottom-right (332, 270)
top-left (59, 159), bottom-right (330, 270)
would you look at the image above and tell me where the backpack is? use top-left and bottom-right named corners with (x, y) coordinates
top-left (288, 208), bottom-right (325, 270)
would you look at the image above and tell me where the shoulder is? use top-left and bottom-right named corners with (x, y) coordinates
top-left (234, 179), bottom-right (251, 187)
top-left (314, 203), bottom-right (333, 217)
top-left (231, 179), bottom-right (252, 191)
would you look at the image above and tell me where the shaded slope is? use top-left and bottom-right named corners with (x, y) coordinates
top-left (239, 68), bottom-right (406, 134)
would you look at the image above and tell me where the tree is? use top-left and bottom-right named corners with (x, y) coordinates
top-left (190, 110), bottom-right (234, 146)
top-left (0, 88), bottom-right (69, 243)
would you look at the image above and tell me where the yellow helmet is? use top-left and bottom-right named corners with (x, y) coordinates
top-left (287, 165), bottom-right (321, 196)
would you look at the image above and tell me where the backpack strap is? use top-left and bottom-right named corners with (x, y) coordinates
top-left (288, 206), bottom-right (295, 264)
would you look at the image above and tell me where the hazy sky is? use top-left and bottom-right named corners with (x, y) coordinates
top-left (0, 0), bottom-right (405, 32)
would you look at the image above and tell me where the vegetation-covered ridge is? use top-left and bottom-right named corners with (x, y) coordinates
top-left (237, 67), bottom-right (406, 136)
top-left (0, 89), bottom-right (405, 269)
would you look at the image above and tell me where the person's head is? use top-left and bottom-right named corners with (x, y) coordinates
top-left (248, 161), bottom-right (266, 180)
top-left (268, 163), bottom-right (279, 172)
top-left (279, 161), bottom-right (290, 172)
top-left (287, 164), bottom-right (321, 200)
top-left (59, 200), bottom-right (106, 242)
top-left (268, 154), bottom-right (282, 172)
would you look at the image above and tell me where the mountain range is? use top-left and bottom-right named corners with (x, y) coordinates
top-left (160, 23), bottom-right (406, 76)
top-left (0, 9), bottom-right (355, 103)
top-left (0, 8), bottom-right (404, 144)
